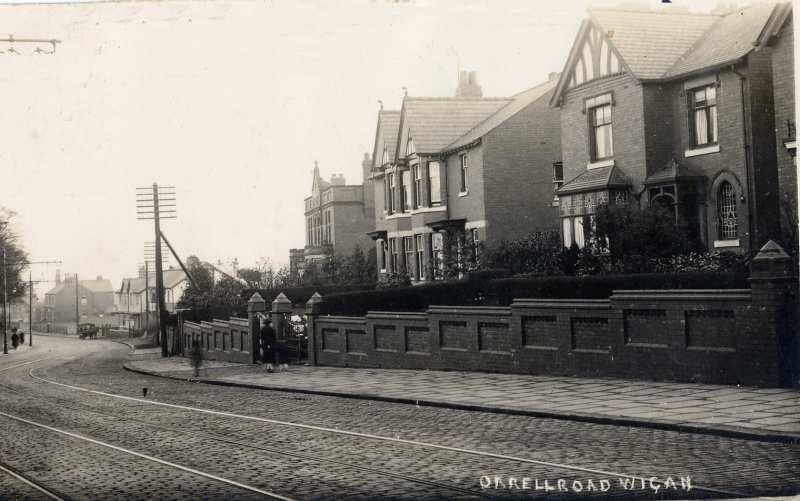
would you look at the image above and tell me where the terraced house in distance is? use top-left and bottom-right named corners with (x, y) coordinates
top-left (368, 71), bottom-right (562, 283)
top-left (552, 3), bottom-right (795, 254)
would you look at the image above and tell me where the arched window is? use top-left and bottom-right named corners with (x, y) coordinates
top-left (717, 181), bottom-right (738, 240)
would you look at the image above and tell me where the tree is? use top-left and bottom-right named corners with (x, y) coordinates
top-left (0, 208), bottom-right (29, 321)
top-left (588, 203), bottom-right (689, 259)
top-left (178, 255), bottom-right (245, 321)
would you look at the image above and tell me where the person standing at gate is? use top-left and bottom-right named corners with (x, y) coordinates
top-left (259, 317), bottom-right (276, 373)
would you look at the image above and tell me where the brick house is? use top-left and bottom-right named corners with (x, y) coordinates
top-left (760, 3), bottom-right (796, 250)
top-left (551, 4), bottom-right (794, 255)
top-left (302, 159), bottom-right (375, 265)
top-left (369, 72), bottom-right (562, 282)
top-left (116, 268), bottom-right (188, 329)
top-left (43, 273), bottom-right (115, 323)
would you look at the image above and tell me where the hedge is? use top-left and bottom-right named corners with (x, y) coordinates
top-left (318, 271), bottom-right (749, 316)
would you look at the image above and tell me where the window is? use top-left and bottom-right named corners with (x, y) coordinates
top-left (415, 234), bottom-right (424, 281)
top-left (717, 181), bottom-right (738, 240)
top-left (389, 238), bottom-right (398, 272)
top-left (431, 233), bottom-right (444, 280)
top-left (413, 164), bottom-right (422, 209)
top-left (428, 161), bottom-right (442, 206)
top-left (691, 85), bottom-right (718, 147)
top-left (306, 217), bottom-right (312, 245)
top-left (379, 240), bottom-right (387, 271)
top-left (401, 170), bottom-right (412, 212)
top-left (470, 228), bottom-right (480, 264)
top-left (383, 176), bottom-right (390, 212)
top-left (323, 210), bottom-right (332, 244)
top-left (403, 236), bottom-right (414, 275)
top-left (590, 104), bottom-right (613, 160)
top-left (459, 154), bottom-right (468, 193)
top-left (553, 162), bottom-right (564, 188)
top-left (553, 161), bottom-right (564, 201)
top-left (573, 216), bottom-right (585, 248)
top-left (562, 218), bottom-right (572, 247)
top-left (387, 173), bottom-right (396, 213)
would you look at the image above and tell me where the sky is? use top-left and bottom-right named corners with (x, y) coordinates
top-left (0, 0), bottom-right (771, 294)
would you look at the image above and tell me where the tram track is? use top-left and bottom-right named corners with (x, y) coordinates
top-left (18, 361), bottom-right (751, 499)
top-left (0, 408), bottom-right (296, 501)
top-left (0, 459), bottom-right (67, 501)
top-left (0, 378), bottom-right (489, 499)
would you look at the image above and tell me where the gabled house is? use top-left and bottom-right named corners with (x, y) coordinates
top-left (116, 268), bottom-right (188, 329)
top-left (302, 158), bottom-right (375, 265)
top-left (43, 273), bottom-right (115, 324)
top-left (369, 71), bottom-right (562, 282)
top-left (551, 4), bottom-right (793, 254)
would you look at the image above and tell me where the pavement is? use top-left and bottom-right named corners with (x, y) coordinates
top-left (124, 352), bottom-right (800, 444)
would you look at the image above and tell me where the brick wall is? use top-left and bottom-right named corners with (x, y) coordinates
top-left (182, 317), bottom-right (253, 365)
top-left (306, 243), bottom-right (798, 387)
top-left (332, 203), bottom-right (373, 256)
top-left (443, 144), bottom-right (487, 224)
top-left (771, 17), bottom-right (797, 247)
top-left (560, 73), bottom-right (646, 191)
top-left (483, 89), bottom-right (561, 242)
top-left (745, 49), bottom-right (781, 247)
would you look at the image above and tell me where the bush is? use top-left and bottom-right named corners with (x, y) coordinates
top-left (319, 271), bottom-right (748, 316)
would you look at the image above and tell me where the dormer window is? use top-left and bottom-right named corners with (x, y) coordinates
top-left (406, 137), bottom-right (416, 156)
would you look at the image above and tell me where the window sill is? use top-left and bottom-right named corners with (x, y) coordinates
top-left (587, 158), bottom-right (614, 169)
top-left (410, 206), bottom-right (447, 214)
top-left (458, 190), bottom-right (469, 197)
top-left (713, 239), bottom-right (740, 248)
top-left (685, 144), bottom-right (720, 158)
top-left (385, 212), bottom-right (411, 220)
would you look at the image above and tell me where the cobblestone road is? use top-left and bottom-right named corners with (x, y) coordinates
top-left (0, 336), bottom-right (798, 500)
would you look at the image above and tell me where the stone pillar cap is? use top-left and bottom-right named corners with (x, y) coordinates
top-left (753, 240), bottom-right (791, 262)
top-left (272, 292), bottom-right (291, 305)
top-left (248, 292), bottom-right (266, 304)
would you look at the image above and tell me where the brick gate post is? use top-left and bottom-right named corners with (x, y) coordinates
top-left (247, 292), bottom-right (267, 364)
top-left (748, 240), bottom-right (798, 387)
top-left (271, 292), bottom-right (292, 342)
top-left (305, 292), bottom-right (324, 366)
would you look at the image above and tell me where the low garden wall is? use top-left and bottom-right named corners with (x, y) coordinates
top-left (182, 317), bottom-right (254, 364)
top-left (305, 241), bottom-right (798, 387)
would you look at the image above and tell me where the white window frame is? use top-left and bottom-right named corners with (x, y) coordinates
top-left (413, 164), bottom-right (422, 209)
top-left (428, 161), bottom-right (442, 206)
top-left (459, 154), bottom-right (468, 194)
top-left (415, 234), bottom-right (425, 281)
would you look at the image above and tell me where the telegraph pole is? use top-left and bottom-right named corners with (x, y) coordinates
top-left (137, 184), bottom-right (176, 357)
top-left (3, 249), bottom-right (7, 354)
top-left (144, 260), bottom-right (149, 336)
top-left (75, 273), bottom-right (79, 336)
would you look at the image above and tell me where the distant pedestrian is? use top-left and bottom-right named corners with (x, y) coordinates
top-left (11, 332), bottom-right (19, 349)
top-left (259, 317), bottom-right (276, 373)
top-left (19, 332), bottom-right (24, 344)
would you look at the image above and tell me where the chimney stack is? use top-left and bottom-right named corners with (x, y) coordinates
top-left (55, 269), bottom-right (61, 284)
top-left (330, 173), bottom-right (346, 186)
top-left (455, 70), bottom-right (483, 98)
